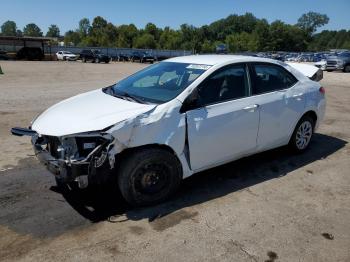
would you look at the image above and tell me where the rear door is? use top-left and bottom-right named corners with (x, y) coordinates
top-left (249, 62), bottom-right (305, 151)
top-left (186, 63), bottom-right (260, 171)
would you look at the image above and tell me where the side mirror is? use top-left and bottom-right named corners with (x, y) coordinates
top-left (180, 89), bottom-right (200, 113)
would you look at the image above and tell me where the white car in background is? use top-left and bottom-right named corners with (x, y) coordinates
top-left (56, 51), bottom-right (78, 61)
top-left (12, 55), bottom-right (326, 206)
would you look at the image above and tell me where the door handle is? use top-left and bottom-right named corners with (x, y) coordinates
top-left (243, 104), bottom-right (259, 112)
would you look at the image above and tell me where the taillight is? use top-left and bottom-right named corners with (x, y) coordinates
top-left (319, 86), bottom-right (325, 94)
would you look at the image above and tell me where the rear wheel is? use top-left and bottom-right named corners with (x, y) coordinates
top-left (117, 148), bottom-right (182, 206)
top-left (289, 115), bottom-right (315, 153)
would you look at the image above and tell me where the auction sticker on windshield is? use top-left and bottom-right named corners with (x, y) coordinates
top-left (186, 64), bottom-right (211, 70)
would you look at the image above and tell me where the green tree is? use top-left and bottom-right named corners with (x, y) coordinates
top-left (46, 24), bottom-right (60, 37)
top-left (23, 23), bottom-right (43, 37)
top-left (117, 24), bottom-right (138, 48)
top-left (252, 19), bottom-right (271, 51)
top-left (145, 23), bottom-right (160, 41)
top-left (226, 32), bottom-right (258, 52)
top-left (180, 24), bottom-right (201, 53)
top-left (297, 12), bottom-right (329, 34)
top-left (64, 30), bottom-right (81, 46)
top-left (133, 33), bottom-right (156, 49)
top-left (201, 40), bottom-right (215, 53)
top-left (79, 18), bottom-right (90, 37)
top-left (159, 27), bottom-right (182, 50)
top-left (1, 20), bottom-right (17, 36)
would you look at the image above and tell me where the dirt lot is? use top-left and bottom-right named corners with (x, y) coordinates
top-left (0, 61), bottom-right (349, 262)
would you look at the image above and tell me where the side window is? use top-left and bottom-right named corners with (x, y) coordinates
top-left (197, 64), bottom-right (249, 106)
top-left (251, 63), bottom-right (297, 95)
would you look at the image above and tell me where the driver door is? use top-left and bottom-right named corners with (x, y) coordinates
top-left (185, 64), bottom-right (260, 171)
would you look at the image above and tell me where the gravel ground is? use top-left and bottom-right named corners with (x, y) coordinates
top-left (0, 61), bottom-right (349, 262)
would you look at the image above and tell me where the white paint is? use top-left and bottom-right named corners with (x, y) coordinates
top-left (56, 51), bottom-right (78, 61)
top-left (30, 55), bottom-right (326, 180)
top-left (31, 89), bottom-right (156, 136)
top-left (286, 62), bottom-right (319, 78)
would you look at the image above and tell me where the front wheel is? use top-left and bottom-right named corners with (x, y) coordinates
top-left (289, 116), bottom-right (315, 153)
top-left (117, 148), bottom-right (182, 206)
top-left (343, 64), bottom-right (350, 73)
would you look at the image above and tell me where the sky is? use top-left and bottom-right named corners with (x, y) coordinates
top-left (0, 0), bottom-right (349, 34)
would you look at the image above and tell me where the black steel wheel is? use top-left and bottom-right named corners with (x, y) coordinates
top-left (117, 148), bottom-right (182, 206)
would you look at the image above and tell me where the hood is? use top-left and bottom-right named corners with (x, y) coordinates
top-left (31, 89), bottom-right (156, 137)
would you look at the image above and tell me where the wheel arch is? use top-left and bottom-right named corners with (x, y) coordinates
top-left (302, 110), bottom-right (318, 127)
top-left (114, 143), bottom-right (184, 174)
top-left (288, 110), bottom-right (318, 144)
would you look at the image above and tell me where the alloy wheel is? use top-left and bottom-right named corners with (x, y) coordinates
top-left (295, 121), bottom-right (313, 150)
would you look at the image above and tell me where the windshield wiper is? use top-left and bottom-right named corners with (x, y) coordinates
top-left (110, 88), bottom-right (147, 104)
top-left (121, 92), bottom-right (147, 104)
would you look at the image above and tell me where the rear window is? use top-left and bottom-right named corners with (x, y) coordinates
top-left (251, 63), bottom-right (297, 95)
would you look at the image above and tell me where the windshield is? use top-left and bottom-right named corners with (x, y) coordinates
top-left (106, 62), bottom-right (210, 104)
top-left (63, 51), bottom-right (72, 54)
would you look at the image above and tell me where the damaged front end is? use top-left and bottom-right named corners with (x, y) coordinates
top-left (11, 127), bottom-right (114, 188)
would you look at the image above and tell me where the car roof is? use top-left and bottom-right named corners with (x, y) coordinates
top-left (166, 55), bottom-right (277, 66)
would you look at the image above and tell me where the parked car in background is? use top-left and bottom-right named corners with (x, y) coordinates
top-left (0, 49), bottom-right (9, 60)
top-left (80, 49), bottom-right (110, 63)
top-left (325, 52), bottom-right (350, 72)
top-left (56, 51), bottom-right (78, 61)
top-left (11, 55), bottom-right (325, 206)
top-left (314, 60), bottom-right (327, 71)
top-left (16, 47), bottom-right (44, 61)
top-left (130, 51), bottom-right (156, 63)
top-left (116, 53), bottom-right (129, 62)
top-left (216, 44), bottom-right (228, 54)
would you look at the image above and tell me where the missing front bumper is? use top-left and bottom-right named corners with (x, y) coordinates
top-left (33, 141), bottom-right (89, 183)
top-left (11, 127), bottom-right (113, 187)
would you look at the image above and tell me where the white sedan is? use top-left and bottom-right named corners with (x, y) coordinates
top-left (12, 55), bottom-right (326, 206)
top-left (56, 51), bottom-right (78, 61)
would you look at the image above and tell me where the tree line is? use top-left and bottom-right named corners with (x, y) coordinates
top-left (1, 12), bottom-right (349, 52)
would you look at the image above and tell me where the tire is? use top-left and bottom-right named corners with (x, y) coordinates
top-left (63, 56), bottom-right (66, 61)
top-left (343, 64), bottom-right (350, 73)
top-left (289, 115), bottom-right (315, 153)
top-left (117, 148), bottom-right (182, 207)
top-left (55, 177), bottom-right (79, 191)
